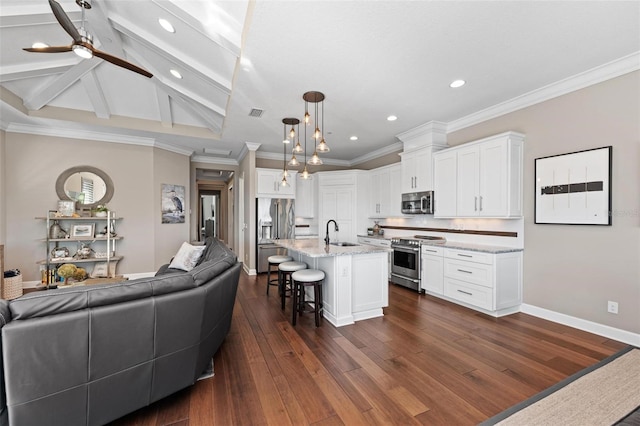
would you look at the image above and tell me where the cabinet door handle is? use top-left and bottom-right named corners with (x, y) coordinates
top-left (474, 196), bottom-right (478, 211)
top-left (457, 253), bottom-right (473, 258)
top-left (457, 289), bottom-right (473, 296)
top-left (479, 196), bottom-right (483, 211)
top-left (457, 269), bottom-right (473, 274)
top-left (424, 249), bottom-right (438, 253)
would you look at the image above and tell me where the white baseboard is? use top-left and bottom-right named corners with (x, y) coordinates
top-left (520, 304), bottom-right (640, 347)
top-left (243, 264), bottom-right (256, 275)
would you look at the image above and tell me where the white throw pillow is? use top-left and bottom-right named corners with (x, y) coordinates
top-left (169, 242), bottom-right (206, 271)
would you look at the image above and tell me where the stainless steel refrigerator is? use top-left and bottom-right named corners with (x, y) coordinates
top-left (256, 198), bottom-right (295, 273)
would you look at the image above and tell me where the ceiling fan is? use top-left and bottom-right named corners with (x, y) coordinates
top-left (23, 0), bottom-right (153, 78)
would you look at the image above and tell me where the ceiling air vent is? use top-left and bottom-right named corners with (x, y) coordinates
top-left (248, 108), bottom-right (264, 118)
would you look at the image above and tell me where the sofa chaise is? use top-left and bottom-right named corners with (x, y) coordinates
top-left (0, 237), bottom-right (240, 426)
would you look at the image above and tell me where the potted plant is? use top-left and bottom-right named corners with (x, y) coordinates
top-left (94, 204), bottom-right (109, 217)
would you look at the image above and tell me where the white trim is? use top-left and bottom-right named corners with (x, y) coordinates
top-left (448, 52), bottom-right (640, 133)
top-left (191, 154), bottom-right (238, 165)
top-left (255, 150), bottom-right (351, 167)
top-left (243, 264), bottom-right (256, 275)
top-left (351, 141), bottom-right (403, 166)
top-left (521, 303), bottom-right (640, 347)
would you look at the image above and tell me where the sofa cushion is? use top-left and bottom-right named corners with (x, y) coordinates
top-left (168, 242), bottom-right (206, 272)
top-left (189, 249), bottom-right (236, 286)
top-left (9, 273), bottom-right (196, 321)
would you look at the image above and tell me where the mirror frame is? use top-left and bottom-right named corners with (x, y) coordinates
top-left (55, 166), bottom-right (114, 209)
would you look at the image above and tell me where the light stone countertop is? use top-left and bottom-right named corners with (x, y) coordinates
top-left (420, 240), bottom-right (523, 254)
top-left (275, 239), bottom-right (390, 258)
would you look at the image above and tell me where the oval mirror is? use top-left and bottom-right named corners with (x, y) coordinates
top-left (55, 166), bottom-right (114, 209)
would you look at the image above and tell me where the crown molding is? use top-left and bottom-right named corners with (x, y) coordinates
top-left (447, 51), bottom-right (640, 133)
top-left (190, 154), bottom-right (239, 165)
top-left (351, 141), bottom-right (403, 166)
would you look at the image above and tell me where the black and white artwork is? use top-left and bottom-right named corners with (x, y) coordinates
top-left (535, 146), bottom-right (612, 225)
top-left (161, 184), bottom-right (185, 224)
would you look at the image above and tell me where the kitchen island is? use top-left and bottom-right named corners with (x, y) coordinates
top-left (275, 239), bottom-right (390, 327)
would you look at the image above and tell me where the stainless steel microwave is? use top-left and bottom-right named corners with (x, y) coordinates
top-left (401, 191), bottom-right (434, 214)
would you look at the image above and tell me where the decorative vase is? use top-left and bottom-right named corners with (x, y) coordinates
top-left (372, 221), bottom-right (380, 235)
top-left (95, 211), bottom-right (107, 218)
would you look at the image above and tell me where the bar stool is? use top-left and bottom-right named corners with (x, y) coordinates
top-left (291, 269), bottom-right (325, 327)
top-left (266, 255), bottom-right (292, 295)
top-left (278, 261), bottom-right (307, 310)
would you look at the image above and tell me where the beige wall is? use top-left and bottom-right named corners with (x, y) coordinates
top-left (240, 149), bottom-right (256, 270)
top-left (153, 148), bottom-right (191, 267)
top-left (4, 133), bottom-right (191, 281)
top-left (447, 71), bottom-right (640, 334)
top-left (0, 129), bottom-right (6, 245)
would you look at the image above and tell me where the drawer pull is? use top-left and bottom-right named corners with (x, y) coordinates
top-left (424, 249), bottom-right (438, 253)
top-left (457, 254), bottom-right (473, 258)
top-left (457, 289), bottom-right (473, 296)
top-left (457, 269), bottom-right (473, 274)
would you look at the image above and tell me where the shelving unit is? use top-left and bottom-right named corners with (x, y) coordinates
top-left (37, 210), bottom-right (123, 286)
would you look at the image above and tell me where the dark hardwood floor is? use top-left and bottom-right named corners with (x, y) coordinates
top-left (111, 271), bottom-right (626, 425)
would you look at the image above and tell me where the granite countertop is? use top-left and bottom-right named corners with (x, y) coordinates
top-left (357, 234), bottom-right (391, 240)
top-left (421, 240), bottom-right (523, 254)
top-left (275, 239), bottom-right (391, 258)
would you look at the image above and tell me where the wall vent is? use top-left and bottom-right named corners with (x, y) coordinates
top-left (248, 108), bottom-right (264, 118)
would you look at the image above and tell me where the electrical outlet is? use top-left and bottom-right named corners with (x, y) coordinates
top-left (607, 301), bottom-right (619, 314)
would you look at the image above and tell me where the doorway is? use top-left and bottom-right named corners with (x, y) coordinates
top-left (200, 191), bottom-right (220, 240)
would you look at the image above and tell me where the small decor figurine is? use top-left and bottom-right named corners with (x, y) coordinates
top-left (57, 263), bottom-right (77, 285)
top-left (93, 204), bottom-right (109, 217)
top-left (75, 242), bottom-right (94, 259)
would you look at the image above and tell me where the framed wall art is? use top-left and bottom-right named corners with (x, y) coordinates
top-left (535, 146), bottom-right (612, 225)
top-left (161, 184), bottom-right (185, 224)
top-left (71, 223), bottom-right (95, 237)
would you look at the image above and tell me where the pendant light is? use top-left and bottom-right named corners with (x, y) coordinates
top-left (289, 122), bottom-right (302, 166)
top-left (281, 118), bottom-right (299, 186)
top-left (316, 99), bottom-right (330, 153)
top-left (303, 91), bottom-right (325, 166)
top-left (300, 103), bottom-right (311, 179)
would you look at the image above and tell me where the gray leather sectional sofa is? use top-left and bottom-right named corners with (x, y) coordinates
top-left (0, 237), bottom-right (240, 426)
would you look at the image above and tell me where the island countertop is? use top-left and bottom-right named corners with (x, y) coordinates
top-left (275, 239), bottom-right (390, 258)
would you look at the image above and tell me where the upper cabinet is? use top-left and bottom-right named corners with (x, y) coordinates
top-left (400, 147), bottom-right (433, 193)
top-left (295, 173), bottom-right (316, 218)
top-left (433, 132), bottom-right (524, 218)
top-left (369, 163), bottom-right (401, 218)
top-left (256, 168), bottom-right (296, 198)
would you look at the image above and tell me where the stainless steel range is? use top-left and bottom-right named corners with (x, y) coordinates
top-left (390, 235), bottom-right (445, 292)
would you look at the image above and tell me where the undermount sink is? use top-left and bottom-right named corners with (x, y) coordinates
top-left (330, 242), bottom-right (359, 247)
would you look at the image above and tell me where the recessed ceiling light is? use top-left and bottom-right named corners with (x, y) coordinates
top-left (170, 69), bottom-right (182, 79)
top-left (350, 136), bottom-right (358, 141)
top-left (31, 42), bottom-right (49, 48)
top-left (158, 18), bottom-right (175, 33)
top-left (450, 79), bottom-right (466, 88)
top-left (387, 115), bottom-right (398, 121)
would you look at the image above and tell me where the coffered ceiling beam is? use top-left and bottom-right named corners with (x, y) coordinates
top-left (84, 0), bottom-right (126, 58)
top-left (23, 57), bottom-right (102, 111)
top-left (81, 70), bottom-right (110, 119)
top-left (0, 59), bottom-right (77, 83)
top-left (154, 79), bottom-right (223, 133)
top-left (109, 16), bottom-right (233, 94)
top-left (151, 0), bottom-right (242, 57)
top-left (155, 86), bottom-right (173, 128)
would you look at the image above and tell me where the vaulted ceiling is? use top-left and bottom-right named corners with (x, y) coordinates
top-left (1, 1), bottom-right (639, 165)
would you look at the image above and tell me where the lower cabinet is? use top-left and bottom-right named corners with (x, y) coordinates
top-left (421, 246), bottom-right (522, 317)
top-left (420, 245), bottom-right (444, 294)
top-left (358, 236), bottom-right (391, 279)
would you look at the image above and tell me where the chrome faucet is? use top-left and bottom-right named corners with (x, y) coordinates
top-left (325, 220), bottom-right (339, 246)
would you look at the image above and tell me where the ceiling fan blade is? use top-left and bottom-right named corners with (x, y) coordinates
top-left (49, 0), bottom-right (82, 43)
top-left (23, 45), bottom-right (73, 53)
top-left (92, 48), bottom-right (153, 78)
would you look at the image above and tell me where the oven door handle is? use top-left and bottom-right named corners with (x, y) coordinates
top-left (390, 273), bottom-right (420, 283)
top-left (392, 246), bottom-right (420, 252)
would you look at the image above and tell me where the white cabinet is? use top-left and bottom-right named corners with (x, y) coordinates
top-left (400, 147), bottom-right (432, 193)
top-left (432, 150), bottom-right (457, 217)
top-left (433, 132), bottom-right (524, 218)
top-left (420, 245), bottom-right (444, 294)
top-left (318, 171), bottom-right (368, 243)
top-left (369, 163), bottom-right (401, 218)
top-left (441, 247), bottom-right (522, 316)
top-left (256, 168), bottom-right (296, 198)
top-left (295, 174), bottom-right (316, 218)
top-left (358, 236), bottom-right (391, 279)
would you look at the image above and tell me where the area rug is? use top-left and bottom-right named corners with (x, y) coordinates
top-left (481, 346), bottom-right (640, 426)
